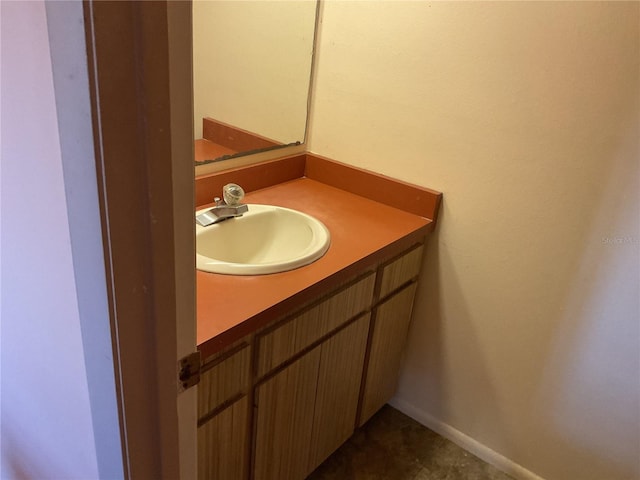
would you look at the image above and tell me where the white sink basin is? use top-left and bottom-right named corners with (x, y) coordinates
top-left (195, 204), bottom-right (330, 275)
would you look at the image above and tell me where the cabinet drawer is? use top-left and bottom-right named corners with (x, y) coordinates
top-left (198, 345), bottom-right (251, 418)
top-left (257, 273), bottom-right (375, 377)
top-left (379, 245), bottom-right (423, 299)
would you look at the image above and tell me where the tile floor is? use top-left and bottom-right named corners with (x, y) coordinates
top-left (308, 405), bottom-right (515, 480)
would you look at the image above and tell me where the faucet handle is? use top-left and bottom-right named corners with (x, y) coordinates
top-left (223, 183), bottom-right (245, 206)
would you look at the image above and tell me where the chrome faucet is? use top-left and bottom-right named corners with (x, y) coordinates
top-left (196, 183), bottom-right (248, 227)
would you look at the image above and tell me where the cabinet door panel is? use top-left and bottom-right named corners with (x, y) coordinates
top-left (309, 314), bottom-right (371, 471)
top-left (254, 346), bottom-right (321, 480)
top-left (197, 396), bottom-right (249, 480)
top-left (360, 282), bottom-right (417, 425)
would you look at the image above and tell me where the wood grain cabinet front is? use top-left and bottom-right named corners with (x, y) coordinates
top-left (197, 342), bottom-right (252, 479)
top-left (254, 314), bottom-right (371, 480)
top-left (359, 282), bottom-right (418, 426)
top-left (198, 396), bottom-right (250, 480)
top-left (308, 314), bottom-right (370, 471)
top-left (196, 243), bottom-right (425, 480)
top-left (378, 244), bottom-right (423, 300)
top-left (256, 273), bottom-right (375, 378)
top-left (254, 345), bottom-right (321, 480)
top-left (198, 344), bottom-right (251, 418)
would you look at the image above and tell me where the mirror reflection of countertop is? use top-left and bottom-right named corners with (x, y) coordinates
top-left (195, 138), bottom-right (236, 163)
top-left (196, 154), bottom-right (441, 359)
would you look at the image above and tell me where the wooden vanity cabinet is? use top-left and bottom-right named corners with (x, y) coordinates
top-left (197, 243), bottom-right (425, 480)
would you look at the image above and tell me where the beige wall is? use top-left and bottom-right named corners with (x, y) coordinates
top-left (308, 2), bottom-right (639, 480)
top-left (193, 0), bottom-right (316, 141)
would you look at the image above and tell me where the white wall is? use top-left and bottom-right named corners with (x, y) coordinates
top-left (309, 2), bottom-right (639, 480)
top-left (193, 0), bottom-right (316, 141)
top-left (1, 2), bottom-right (120, 478)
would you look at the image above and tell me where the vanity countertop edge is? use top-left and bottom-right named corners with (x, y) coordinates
top-left (196, 153), bottom-right (442, 359)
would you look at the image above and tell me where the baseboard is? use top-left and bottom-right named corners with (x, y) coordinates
top-left (388, 397), bottom-right (545, 480)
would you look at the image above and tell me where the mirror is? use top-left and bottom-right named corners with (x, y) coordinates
top-left (193, 0), bottom-right (318, 166)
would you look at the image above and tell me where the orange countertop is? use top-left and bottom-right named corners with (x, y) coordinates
top-left (197, 177), bottom-right (433, 358)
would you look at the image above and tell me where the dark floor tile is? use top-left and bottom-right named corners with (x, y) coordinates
top-left (308, 405), bottom-right (514, 480)
top-left (443, 449), bottom-right (514, 480)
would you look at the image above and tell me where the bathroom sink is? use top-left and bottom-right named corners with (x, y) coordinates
top-left (195, 204), bottom-right (330, 275)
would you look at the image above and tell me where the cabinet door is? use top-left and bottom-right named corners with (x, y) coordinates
top-left (254, 346), bottom-right (321, 480)
top-left (309, 314), bottom-right (371, 471)
top-left (197, 396), bottom-right (249, 480)
top-left (359, 282), bottom-right (418, 426)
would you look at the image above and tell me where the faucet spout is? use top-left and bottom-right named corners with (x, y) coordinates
top-left (195, 203), bottom-right (248, 227)
top-left (196, 183), bottom-right (248, 227)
